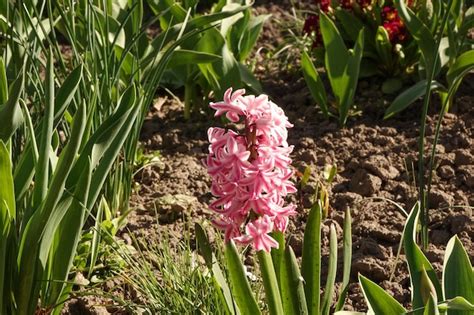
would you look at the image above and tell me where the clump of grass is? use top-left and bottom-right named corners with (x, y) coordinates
top-left (112, 222), bottom-right (227, 314)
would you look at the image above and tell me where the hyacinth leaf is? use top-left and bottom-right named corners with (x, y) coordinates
top-left (336, 207), bottom-right (352, 311)
top-left (45, 158), bottom-right (91, 306)
top-left (394, 0), bottom-right (439, 76)
top-left (423, 293), bottom-right (439, 315)
top-left (442, 236), bottom-right (474, 315)
top-left (0, 140), bottom-right (13, 314)
top-left (37, 102), bottom-right (87, 267)
top-left (16, 102), bottom-right (86, 315)
top-left (301, 50), bottom-right (328, 118)
top-left (0, 141), bottom-right (15, 221)
top-left (257, 250), bottom-right (284, 315)
top-left (0, 58), bottom-right (7, 104)
top-left (167, 49), bottom-right (222, 67)
top-left (446, 50), bottom-right (474, 86)
top-left (301, 201), bottom-right (322, 315)
top-left (280, 245), bottom-right (308, 315)
top-left (403, 203), bottom-right (443, 313)
top-left (13, 65), bottom-right (82, 203)
top-left (321, 224), bottom-right (337, 315)
top-left (439, 297), bottom-right (474, 312)
top-left (224, 241), bottom-right (261, 315)
top-left (384, 80), bottom-right (446, 119)
top-left (270, 231), bottom-right (284, 286)
top-left (0, 70), bottom-right (24, 143)
top-left (53, 65), bottom-right (83, 121)
top-left (195, 223), bottom-right (238, 315)
top-left (32, 52), bottom-right (55, 210)
top-left (359, 274), bottom-right (407, 314)
top-left (333, 312), bottom-right (365, 315)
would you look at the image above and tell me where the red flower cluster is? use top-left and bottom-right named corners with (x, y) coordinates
top-left (381, 5), bottom-right (407, 43)
top-left (303, 14), bottom-right (322, 47)
top-left (356, 0), bottom-right (371, 9)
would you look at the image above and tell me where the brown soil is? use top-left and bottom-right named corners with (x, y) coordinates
top-left (66, 1), bottom-right (474, 313)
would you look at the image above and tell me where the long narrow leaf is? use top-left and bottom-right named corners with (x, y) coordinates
top-left (321, 224), bottom-right (338, 315)
top-left (302, 201), bottom-right (322, 315)
top-left (224, 241), bottom-right (261, 315)
top-left (301, 51), bottom-right (328, 118)
top-left (442, 236), bottom-right (474, 315)
top-left (359, 274), bottom-right (406, 314)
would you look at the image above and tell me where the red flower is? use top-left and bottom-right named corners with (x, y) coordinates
top-left (303, 14), bottom-right (322, 47)
top-left (381, 5), bottom-right (407, 43)
top-left (318, 0), bottom-right (331, 12)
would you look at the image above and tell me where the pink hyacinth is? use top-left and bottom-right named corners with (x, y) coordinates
top-left (204, 88), bottom-right (297, 252)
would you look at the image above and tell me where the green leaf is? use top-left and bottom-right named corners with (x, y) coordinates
top-left (439, 297), bottom-right (474, 312)
top-left (394, 0), bottom-right (439, 76)
top-left (321, 224), bottom-right (338, 315)
top-left (375, 26), bottom-right (393, 68)
top-left (54, 65), bottom-right (83, 121)
top-left (45, 158), bottom-right (91, 306)
top-left (238, 64), bottom-right (262, 94)
top-left (167, 49), bottom-right (222, 67)
top-left (224, 241), bottom-right (261, 315)
top-left (339, 28), bottom-right (364, 126)
top-left (359, 274), bottom-right (406, 314)
top-left (334, 8), bottom-right (365, 42)
top-left (403, 203), bottom-right (443, 313)
top-left (32, 52), bottom-right (55, 210)
top-left (257, 250), bottom-right (284, 315)
top-left (280, 246), bottom-right (308, 315)
top-left (0, 141), bottom-right (15, 221)
top-left (301, 50), bottom-right (328, 118)
top-left (336, 208), bottom-right (352, 311)
top-left (382, 78), bottom-right (403, 94)
top-left (384, 80), bottom-right (446, 119)
top-left (238, 14), bottom-right (270, 61)
top-left (195, 223), bottom-right (238, 314)
top-left (0, 71), bottom-right (24, 142)
top-left (320, 12), bottom-right (349, 104)
top-left (442, 236), bottom-right (474, 315)
top-left (446, 50), bottom-right (474, 86)
top-left (0, 58), bottom-right (7, 104)
top-left (301, 201), bottom-right (322, 314)
top-left (423, 293), bottom-right (439, 315)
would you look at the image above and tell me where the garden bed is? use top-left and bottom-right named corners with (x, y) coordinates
top-left (57, 1), bottom-right (474, 314)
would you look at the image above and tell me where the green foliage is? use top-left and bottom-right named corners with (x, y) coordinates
top-left (156, 0), bottom-right (268, 120)
top-left (302, 14), bottom-right (364, 126)
top-left (336, 202), bottom-right (474, 315)
top-left (0, 0), bottom-right (247, 312)
top-left (197, 196), bottom-right (352, 315)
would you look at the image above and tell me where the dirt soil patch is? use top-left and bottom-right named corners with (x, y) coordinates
top-left (72, 0), bottom-right (474, 312)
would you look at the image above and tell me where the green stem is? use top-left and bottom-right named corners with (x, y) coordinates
top-left (417, 0), bottom-right (454, 250)
top-left (257, 250), bottom-right (284, 315)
